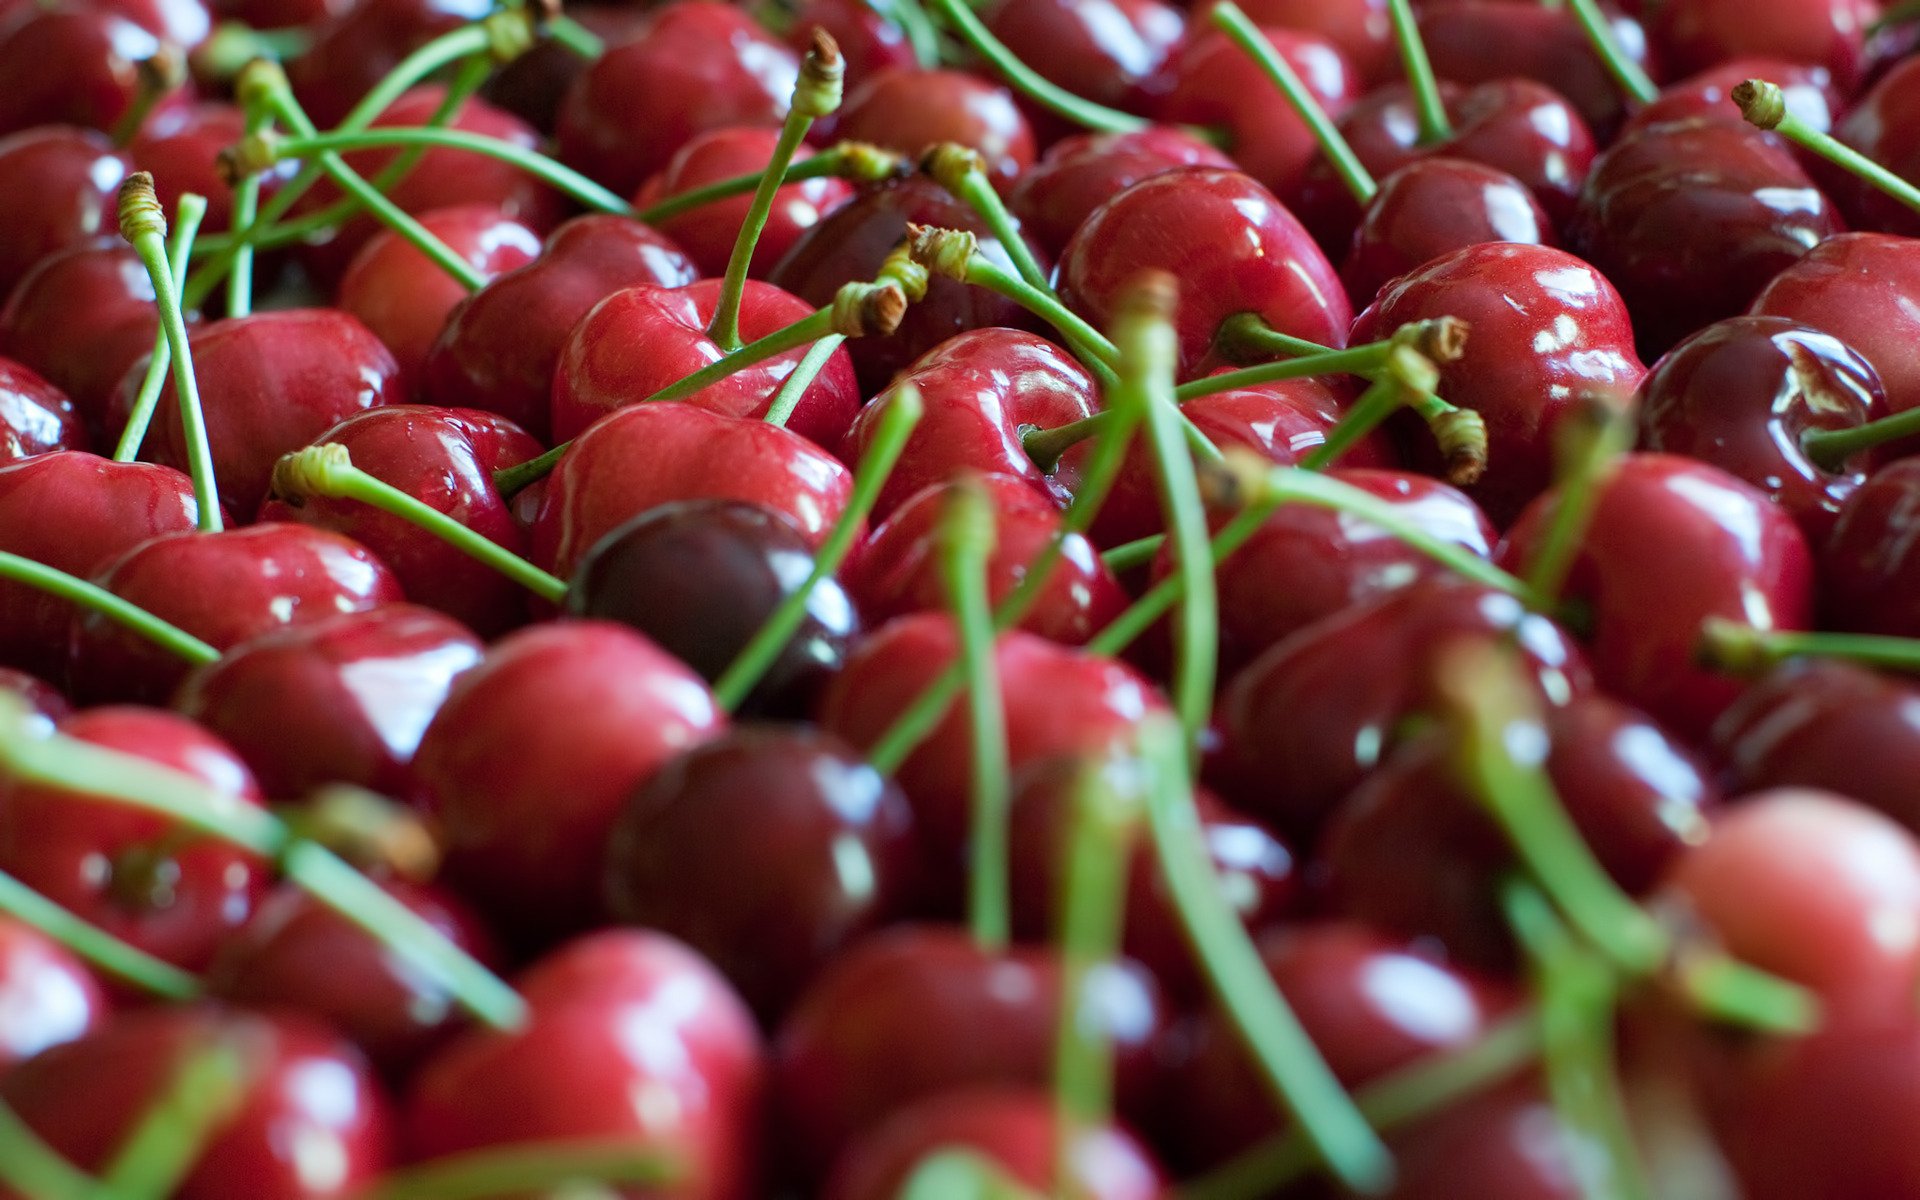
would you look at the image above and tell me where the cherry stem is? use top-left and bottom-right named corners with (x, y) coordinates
top-left (365, 1139), bottom-right (682, 1200)
top-left (1183, 1010), bottom-right (1543, 1200)
top-left (272, 444), bottom-right (567, 604)
top-left (711, 384), bottom-right (922, 710)
top-left (939, 478), bottom-right (1013, 949)
top-left (1299, 346), bottom-right (1439, 471)
top-left (0, 1100), bottom-right (105, 1200)
top-left (1521, 399), bottom-right (1630, 607)
top-left (1503, 880), bottom-right (1653, 1200)
top-left (900, 1151), bottom-right (1043, 1200)
top-left (1737, 79), bottom-right (1920, 216)
top-left (1099, 535), bottom-right (1159, 572)
top-left (764, 334), bottom-right (846, 428)
top-left (225, 105), bottom-right (272, 320)
top-left (710, 32), bottom-right (845, 351)
top-left (1139, 717), bottom-right (1394, 1195)
top-left (544, 13), bottom-right (604, 58)
top-left (921, 0), bottom-right (1154, 137)
top-left (1565, 0), bottom-right (1658, 104)
top-left (923, 142), bottom-right (1050, 292)
top-left (115, 191), bottom-right (205, 464)
top-left (1178, 316), bottom-right (1467, 401)
top-left (1698, 617), bottom-right (1920, 676)
top-left (101, 1038), bottom-right (248, 1200)
top-left (0, 551), bottom-right (218, 667)
top-left (193, 22), bottom-right (312, 79)
top-left (1801, 404), bottom-right (1920, 469)
top-left (1020, 401), bottom-right (1223, 474)
top-left (1086, 501), bottom-right (1274, 657)
top-left (634, 142), bottom-right (910, 226)
top-left (121, 176), bottom-right (222, 531)
top-left (1387, 0), bottom-right (1450, 143)
top-left (109, 46), bottom-right (184, 148)
top-left (911, 225), bottom-right (1120, 368)
top-left (1211, 2), bottom-right (1376, 203)
top-left (0, 865), bottom-right (200, 1000)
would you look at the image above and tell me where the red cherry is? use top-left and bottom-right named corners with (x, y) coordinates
top-left (787, 0), bottom-right (919, 85)
top-left (89, 0), bottom-right (209, 46)
top-left (635, 126), bottom-right (855, 278)
top-left (131, 102), bottom-right (290, 236)
top-left (1349, 241), bottom-right (1646, 525)
top-left (1416, 0), bottom-right (1656, 140)
top-left (1375, 1082), bottom-right (1586, 1200)
top-left (1497, 453), bottom-right (1815, 738)
top-left (1623, 57), bottom-right (1840, 138)
top-left (1341, 158), bottom-right (1556, 305)
top-left (0, 356), bottom-right (84, 462)
top-left (0, 126), bottom-right (129, 301)
top-left (829, 68), bottom-right (1037, 189)
top-left (556, 0), bottom-right (798, 196)
top-left (70, 522), bottom-right (405, 706)
top-left (0, 706), bottom-right (267, 972)
top-left (0, 667), bottom-right (71, 727)
top-left (336, 204), bottom-right (541, 396)
top-left (1830, 56), bottom-right (1920, 236)
top-left (1750, 232), bottom-right (1920, 424)
top-left (1009, 125), bottom-right (1235, 256)
top-left (985, 0), bottom-right (1183, 117)
top-left (211, 0), bottom-right (345, 34)
top-left (1820, 459), bottom-right (1920, 640)
top-left (0, 239), bottom-right (162, 432)
top-left (0, 10), bottom-right (175, 139)
top-left (412, 621), bottom-right (726, 941)
top-left (285, 0), bottom-right (490, 126)
top-left (1061, 167), bottom-right (1351, 380)
top-left (405, 929), bottom-right (765, 1200)
top-left (423, 213), bottom-right (698, 441)
top-left (2, 1006), bottom-right (392, 1196)
top-left (1207, 0), bottom-right (1394, 84)
top-left (0, 915), bottom-right (107, 1070)
top-left (1643, 0), bottom-right (1874, 95)
top-left (477, 6), bottom-right (651, 134)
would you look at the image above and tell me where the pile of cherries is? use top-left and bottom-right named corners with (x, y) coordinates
top-left (10, 0), bottom-right (1920, 1193)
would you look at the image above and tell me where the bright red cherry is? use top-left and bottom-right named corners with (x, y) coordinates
top-left (405, 929), bottom-right (765, 1200)
top-left (0, 356), bottom-right (84, 462)
top-left (1643, 0), bottom-right (1875, 95)
top-left (830, 68), bottom-right (1037, 188)
top-left (0, 240), bottom-right (161, 433)
top-left (1751, 233), bottom-right (1920, 424)
top-left (1341, 158), bottom-right (1556, 305)
top-left (1211, 0), bottom-right (1394, 83)
top-left (1416, 0), bottom-right (1655, 139)
top-left (286, 0), bottom-right (490, 126)
top-left (0, 10), bottom-right (174, 139)
top-left (412, 621), bottom-right (726, 941)
top-left (1375, 1082), bottom-right (1586, 1200)
top-left (1010, 125), bottom-right (1234, 256)
top-left (635, 126), bottom-right (855, 278)
top-left (985, 0), bottom-right (1183, 118)
top-left (0, 126), bottom-right (129, 301)
top-left (0, 916), bottom-right (106, 1070)
top-left (1624, 57), bottom-right (1840, 138)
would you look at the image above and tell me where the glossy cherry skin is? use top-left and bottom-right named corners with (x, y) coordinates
top-left (412, 621), bottom-right (726, 942)
top-left (530, 402), bottom-right (856, 583)
top-left (131, 102), bottom-right (291, 236)
top-left (132, 308), bottom-right (405, 517)
top-left (550, 278), bottom-right (861, 448)
top-left (336, 204), bottom-right (541, 396)
top-left (257, 405), bottom-right (542, 639)
top-left (635, 126), bottom-right (855, 278)
top-left (1636, 315), bottom-right (1884, 541)
top-left (1349, 241), bottom-right (1646, 525)
top-left (405, 929), bottom-right (765, 1200)
top-left (3, 1006), bottom-right (391, 1197)
top-left (0, 10), bottom-right (173, 139)
top-left (829, 68), bottom-right (1037, 188)
top-left (1644, 0), bottom-right (1874, 95)
top-left (286, 0), bottom-right (489, 126)
top-left (1341, 158), bottom-right (1555, 306)
top-left (855, 474), bottom-right (1126, 646)
top-left (824, 1087), bottom-right (1166, 1200)
top-left (1167, 922), bottom-right (1514, 1169)
top-left (0, 356), bottom-right (83, 462)
top-left (1210, 0), bottom-right (1393, 83)
top-left (0, 240), bottom-right (160, 432)
top-left (0, 668), bottom-right (70, 728)
top-left (0, 916), bottom-right (106, 1070)
top-left (1623, 57), bottom-right (1840, 138)
top-left (771, 176), bottom-right (1049, 392)
top-left (1568, 117), bottom-right (1844, 357)
top-left (557, 0), bottom-right (798, 196)
top-left (1498, 453), bottom-right (1815, 738)
top-left (1820, 459), bottom-right (1920, 640)
top-left (787, 0), bottom-right (918, 85)
top-left (837, 328), bottom-right (1098, 518)
top-left (423, 213), bottom-right (698, 441)
top-left (1416, 0), bottom-right (1655, 140)
top-left (603, 725), bottom-right (919, 1020)
top-left (1751, 233), bottom-right (1920, 423)
top-left (172, 604), bottom-right (481, 802)
top-left (1211, 577), bottom-right (1592, 839)
top-left (0, 451), bottom-right (203, 680)
top-left (1062, 168), bottom-right (1350, 380)
top-left (566, 499), bottom-right (861, 716)
top-left (0, 127), bottom-right (128, 301)
top-left (478, 5), bottom-right (650, 133)
top-left (1010, 125), bottom-right (1234, 256)
top-left (1832, 57), bottom-right (1920, 236)
top-left (1374, 1082), bottom-right (1586, 1200)
top-left (0, 706), bottom-right (268, 973)
top-left (207, 878), bottom-right (498, 1076)
top-left (1661, 788), bottom-right (1920, 1024)
top-left (985, 0), bottom-right (1182, 119)
top-left (773, 926), bottom-right (1166, 1182)
top-left (1156, 26), bottom-right (1356, 197)
top-left (70, 523), bottom-right (405, 707)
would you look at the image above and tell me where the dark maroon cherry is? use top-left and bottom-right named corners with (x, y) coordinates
top-left (1416, 0), bottom-right (1655, 140)
top-left (1010, 125), bottom-right (1235, 256)
top-left (286, 0), bottom-right (490, 126)
top-left (787, 0), bottom-right (919, 86)
top-left (0, 916), bottom-right (106, 1070)
top-left (1644, 0), bottom-right (1874, 95)
top-left (0, 9), bottom-right (175, 139)
top-left (1341, 157), bottom-right (1555, 306)
top-left (985, 0), bottom-right (1182, 118)
top-left (1207, 0), bottom-right (1394, 83)
top-left (1824, 460), bottom-right (1920, 638)
top-left (0, 356), bottom-right (84, 462)
top-left (131, 102), bottom-right (291, 236)
top-left (479, 5), bottom-right (650, 134)
top-left (635, 125), bottom-right (855, 278)
top-left (0, 239), bottom-right (162, 433)
top-left (0, 126), bottom-right (129, 301)
top-left (829, 68), bottom-right (1037, 189)
top-left (1830, 55), bottom-right (1920, 236)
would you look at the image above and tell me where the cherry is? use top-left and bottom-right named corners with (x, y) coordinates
top-left (602, 725), bottom-right (919, 1019)
top-left (0, 9), bottom-right (175, 139)
top-left (0, 706), bottom-right (267, 972)
top-left (131, 102), bottom-right (290, 237)
top-left (1635, 315), bottom-right (1884, 541)
top-left (1750, 233), bottom-right (1920, 425)
top-left (1820, 458), bottom-right (1920, 642)
top-left (405, 929), bottom-right (765, 1200)
top-left (567, 498), bottom-right (861, 715)
top-left (1623, 57), bottom-right (1840, 138)
top-left (336, 204), bottom-right (541, 397)
top-left (0, 356), bottom-right (85, 463)
top-left (1415, 0), bottom-right (1656, 140)
top-left (479, 6), bottom-right (651, 134)
top-left (88, 0), bottom-right (209, 47)
top-left (988, 0), bottom-right (1182, 129)
top-left (1349, 241), bottom-right (1645, 524)
top-left (0, 916), bottom-right (106, 1070)
top-left (528, 402), bottom-right (856, 584)
top-left (771, 176), bottom-right (1049, 391)
top-left (1009, 125), bottom-right (1234, 256)
top-left (1643, 0), bottom-right (1875, 95)
top-left (556, 0), bottom-right (799, 196)
top-left (1374, 1081), bottom-right (1586, 1200)
top-left (1166, 921), bottom-right (1514, 1169)
top-left (787, 0), bottom-right (920, 86)
top-left (0, 667), bottom-right (71, 728)
top-left (829, 68), bottom-right (1037, 189)
top-left (824, 1087), bottom-right (1166, 1200)
top-left (1497, 453), bottom-right (1815, 739)
top-left (1156, 25), bottom-right (1357, 197)
top-left (208, 877), bottom-right (498, 1075)
top-left (0, 126), bottom-right (129, 301)
top-left (1341, 158), bottom-right (1555, 305)
top-left (1211, 577), bottom-right (1592, 839)
top-left (172, 604), bottom-right (482, 802)
top-left (0, 451), bottom-right (203, 681)
top-left (1061, 167), bottom-right (1351, 380)
top-left (1567, 117), bottom-right (1844, 357)
top-left (210, 0), bottom-right (345, 34)
top-left (1, 1005), bottom-right (393, 1195)
top-left (1660, 788), bottom-right (1920, 1024)
top-left (285, 0), bottom-right (490, 127)
top-left (837, 327), bottom-right (1098, 519)
top-left (635, 126), bottom-right (856, 279)
top-left (772, 925), bottom-right (1167, 1182)
top-left (1829, 55), bottom-right (1920, 236)
top-left (423, 213), bottom-right (698, 441)
top-left (1210, 0), bottom-right (1394, 84)
top-left (412, 621), bottom-right (726, 941)
top-left (0, 240), bottom-right (162, 433)
top-left (69, 522), bottom-right (405, 706)
top-left (549, 277), bottom-right (862, 448)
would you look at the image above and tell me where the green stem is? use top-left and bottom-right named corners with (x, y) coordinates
top-left (269, 125), bottom-right (631, 217)
top-left (1180, 315), bottom-right (1466, 399)
top-left (544, 14), bottom-right (605, 58)
top-left (1521, 401), bottom-right (1629, 607)
top-left (0, 550), bottom-right (218, 666)
top-left (1099, 535), bottom-right (1161, 573)
top-left (901, 1151), bottom-right (1044, 1200)
top-left (1139, 718), bottom-right (1392, 1196)
top-left (1387, 0), bottom-right (1450, 143)
top-left (1671, 949), bottom-right (1819, 1034)
top-left (0, 866), bottom-right (200, 1000)
top-left (101, 1038), bottom-right (249, 1200)
top-left (1802, 404), bottom-right (1920, 470)
top-left (1697, 618), bottom-right (1920, 677)
top-left (272, 445), bottom-right (566, 604)
top-left (1299, 370), bottom-right (1409, 472)
top-left (962, 252), bottom-right (1118, 366)
top-left (711, 384), bottom-right (922, 710)
top-left (922, 0), bottom-right (1152, 135)
top-left (1086, 499), bottom-right (1278, 658)
top-left (1565, 0), bottom-right (1658, 104)
top-left (1210, 2), bottom-right (1376, 203)
top-left (114, 192), bottom-right (204, 464)
top-left (226, 104), bottom-right (272, 320)
top-left (925, 143), bottom-right (1051, 293)
top-left (764, 335), bottom-right (845, 429)
top-left (0, 1100), bottom-right (106, 1200)
top-left (633, 143), bottom-right (907, 226)
top-left (367, 1140), bottom-right (681, 1200)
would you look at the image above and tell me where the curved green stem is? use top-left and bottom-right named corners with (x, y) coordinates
top-left (925, 144), bottom-right (1051, 292)
top-left (923, 0), bottom-right (1152, 135)
top-left (1737, 78), bottom-right (1920, 217)
top-left (270, 126), bottom-right (632, 216)
top-left (115, 192), bottom-right (204, 464)
top-left (712, 385), bottom-right (922, 710)
top-left (1698, 618), bottom-right (1920, 677)
top-left (366, 1140), bottom-right (681, 1200)
top-left (544, 14), bottom-right (605, 58)
top-left (1086, 496), bottom-right (1278, 658)
top-left (1802, 405), bottom-right (1920, 470)
top-left (1388, 0), bottom-right (1450, 143)
top-left (764, 335), bottom-right (845, 429)
top-left (1565, 0), bottom-right (1658, 104)
top-left (940, 480), bottom-right (1012, 949)
top-left (961, 251), bottom-right (1118, 365)
top-left (1299, 367), bottom-right (1414, 472)
top-left (0, 1100), bottom-right (105, 1200)
top-left (1211, 2), bottom-right (1375, 203)
top-left (633, 142), bottom-right (908, 226)
top-left (1099, 534), bottom-right (1161, 573)
top-left (102, 1038), bottom-right (248, 1200)
top-left (0, 867), bottom-right (200, 1000)
top-left (226, 104), bottom-right (272, 319)
top-left (1521, 401), bottom-right (1629, 607)
top-left (0, 550), bottom-right (218, 665)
